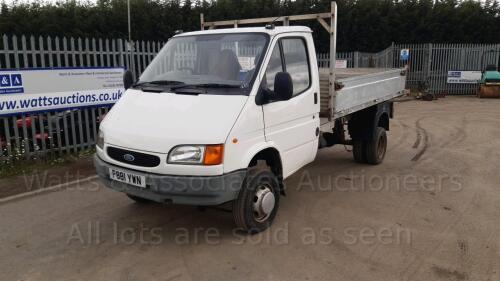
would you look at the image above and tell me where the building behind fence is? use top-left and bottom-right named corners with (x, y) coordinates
top-left (1, 34), bottom-right (499, 161)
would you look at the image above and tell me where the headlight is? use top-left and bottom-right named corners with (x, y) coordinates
top-left (168, 145), bottom-right (204, 164)
top-left (96, 130), bottom-right (104, 149)
top-left (168, 144), bottom-right (224, 165)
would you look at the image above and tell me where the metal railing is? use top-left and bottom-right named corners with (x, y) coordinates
top-left (1, 107), bottom-right (109, 161)
top-left (1, 33), bottom-right (499, 161)
top-left (320, 43), bottom-right (500, 95)
top-left (0, 35), bottom-right (165, 161)
top-left (0, 34), bottom-right (164, 79)
top-left (393, 43), bottom-right (500, 95)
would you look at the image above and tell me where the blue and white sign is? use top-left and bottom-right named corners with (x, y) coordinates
top-left (447, 71), bottom-right (482, 84)
top-left (0, 73), bottom-right (24, 94)
top-left (400, 49), bottom-right (410, 61)
top-left (0, 67), bottom-right (124, 116)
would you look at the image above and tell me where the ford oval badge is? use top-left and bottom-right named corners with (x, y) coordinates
top-left (123, 154), bottom-right (135, 162)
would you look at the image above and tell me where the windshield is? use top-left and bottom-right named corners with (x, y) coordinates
top-left (138, 33), bottom-right (269, 94)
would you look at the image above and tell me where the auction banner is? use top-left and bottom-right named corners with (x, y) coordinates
top-left (0, 67), bottom-right (124, 116)
top-left (447, 70), bottom-right (482, 84)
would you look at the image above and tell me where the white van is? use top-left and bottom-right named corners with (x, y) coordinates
top-left (95, 8), bottom-right (406, 233)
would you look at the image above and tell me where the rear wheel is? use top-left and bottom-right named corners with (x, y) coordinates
top-left (352, 140), bottom-right (367, 163)
top-left (233, 166), bottom-right (280, 234)
top-left (126, 194), bottom-right (152, 204)
top-left (365, 127), bottom-right (387, 165)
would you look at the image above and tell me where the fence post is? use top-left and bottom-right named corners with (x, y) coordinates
top-left (390, 42), bottom-right (395, 68)
top-left (129, 41), bottom-right (136, 79)
top-left (12, 35), bottom-right (20, 68)
top-left (427, 43), bottom-right (433, 93)
top-left (2, 35), bottom-right (11, 68)
top-left (118, 38), bottom-right (125, 68)
top-left (496, 43), bottom-right (500, 66)
top-left (354, 51), bottom-right (359, 68)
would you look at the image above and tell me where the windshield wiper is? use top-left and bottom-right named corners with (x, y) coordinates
top-left (133, 80), bottom-right (184, 88)
top-left (170, 83), bottom-right (241, 91)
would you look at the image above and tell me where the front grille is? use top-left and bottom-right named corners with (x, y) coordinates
top-left (107, 147), bottom-right (161, 168)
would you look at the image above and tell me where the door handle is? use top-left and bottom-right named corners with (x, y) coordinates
top-left (314, 92), bottom-right (318, 104)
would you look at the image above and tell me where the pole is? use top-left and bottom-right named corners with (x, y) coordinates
top-left (127, 0), bottom-right (131, 45)
top-left (329, 1), bottom-right (337, 119)
top-left (127, 0), bottom-right (134, 77)
top-left (427, 43), bottom-right (432, 94)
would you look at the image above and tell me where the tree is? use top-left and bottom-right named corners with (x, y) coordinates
top-left (0, 0), bottom-right (498, 52)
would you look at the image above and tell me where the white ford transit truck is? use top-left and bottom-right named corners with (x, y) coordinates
top-left (94, 3), bottom-right (406, 233)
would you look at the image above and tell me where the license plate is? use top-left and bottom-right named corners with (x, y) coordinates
top-left (109, 168), bottom-right (146, 188)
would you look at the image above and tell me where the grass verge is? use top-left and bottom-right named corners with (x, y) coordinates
top-left (0, 149), bottom-right (95, 179)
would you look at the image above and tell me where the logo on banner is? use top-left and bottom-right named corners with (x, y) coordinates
top-left (0, 73), bottom-right (24, 94)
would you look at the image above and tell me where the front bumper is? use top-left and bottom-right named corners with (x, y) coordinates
top-left (94, 155), bottom-right (246, 206)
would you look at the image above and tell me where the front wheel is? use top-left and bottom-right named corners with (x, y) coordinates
top-left (232, 166), bottom-right (280, 234)
top-left (365, 127), bottom-right (387, 165)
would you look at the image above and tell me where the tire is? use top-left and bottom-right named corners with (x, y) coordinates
top-left (365, 127), bottom-right (387, 165)
top-left (233, 166), bottom-right (280, 234)
top-left (352, 140), bottom-right (367, 163)
top-left (126, 194), bottom-right (152, 204)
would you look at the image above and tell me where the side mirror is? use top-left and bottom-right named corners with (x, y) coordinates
top-left (123, 70), bottom-right (134, 90)
top-left (274, 72), bottom-right (293, 101)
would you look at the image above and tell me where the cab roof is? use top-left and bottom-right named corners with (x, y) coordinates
top-left (175, 26), bottom-right (312, 38)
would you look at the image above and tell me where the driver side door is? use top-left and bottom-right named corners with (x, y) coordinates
top-left (260, 35), bottom-right (320, 178)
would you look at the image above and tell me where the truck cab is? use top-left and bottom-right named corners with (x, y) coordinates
top-left (95, 26), bottom-right (321, 233)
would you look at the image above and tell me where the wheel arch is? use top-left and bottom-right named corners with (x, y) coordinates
top-left (245, 145), bottom-right (285, 194)
top-left (348, 101), bottom-right (392, 141)
top-left (248, 147), bottom-right (283, 179)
